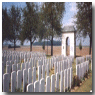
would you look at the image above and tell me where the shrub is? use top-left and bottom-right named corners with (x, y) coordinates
top-left (79, 40), bottom-right (82, 50)
top-left (42, 41), bottom-right (45, 50)
top-left (72, 75), bottom-right (81, 87)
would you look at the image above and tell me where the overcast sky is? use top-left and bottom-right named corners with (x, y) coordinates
top-left (2, 2), bottom-right (90, 46)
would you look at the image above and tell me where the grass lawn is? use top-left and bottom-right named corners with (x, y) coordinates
top-left (74, 72), bottom-right (92, 92)
top-left (71, 58), bottom-right (92, 92)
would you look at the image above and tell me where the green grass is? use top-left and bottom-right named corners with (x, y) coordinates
top-left (71, 59), bottom-right (92, 92)
top-left (74, 73), bottom-right (92, 92)
top-left (72, 58), bottom-right (76, 77)
top-left (46, 55), bottom-right (51, 59)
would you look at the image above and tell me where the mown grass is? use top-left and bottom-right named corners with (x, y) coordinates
top-left (71, 59), bottom-right (92, 92)
top-left (72, 71), bottom-right (92, 92)
top-left (72, 58), bottom-right (76, 77)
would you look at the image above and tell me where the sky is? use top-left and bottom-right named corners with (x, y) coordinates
top-left (2, 2), bottom-right (90, 46)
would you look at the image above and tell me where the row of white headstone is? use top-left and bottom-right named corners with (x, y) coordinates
top-left (86, 55), bottom-right (92, 71)
top-left (27, 67), bottom-right (73, 92)
top-left (2, 50), bottom-right (74, 92)
top-left (2, 50), bottom-right (46, 67)
top-left (2, 55), bottom-right (47, 88)
top-left (2, 50), bottom-right (47, 75)
top-left (86, 55), bottom-right (91, 62)
top-left (76, 57), bottom-right (85, 65)
top-left (76, 61), bottom-right (89, 80)
top-left (3, 63), bottom-right (73, 92)
top-left (2, 51), bottom-right (46, 92)
top-left (27, 68), bottom-right (73, 92)
top-left (76, 55), bottom-right (91, 65)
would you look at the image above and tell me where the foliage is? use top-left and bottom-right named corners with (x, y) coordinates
top-left (2, 8), bottom-right (10, 46)
top-left (84, 71), bottom-right (88, 78)
top-left (72, 75), bottom-right (81, 87)
top-left (8, 5), bottom-right (21, 50)
top-left (75, 2), bottom-right (92, 54)
top-left (42, 41), bottom-right (45, 50)
top-left (79, 40), bottom-right (82, 50)
top-left (41, 2), bottom-right (65, 56)
top-left (21, 2), bottom-right (39, 51)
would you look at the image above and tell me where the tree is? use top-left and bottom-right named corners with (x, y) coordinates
top-left (41, 2), bottom-right (65, 56)
top-left (75, 2), bottom-right (92, 54)
top-left (22, 2), bottom-right (39, 51)
top-left (2, 7), bottom-right (10, 47)
top-left (79, 40), bottom-right (82, 56)
top-left (42, 41), bottom-right (45, 50)
top-left (9, 5), bottom-right (21, 50)
top-left (37, 9), bottom-right (50, 55)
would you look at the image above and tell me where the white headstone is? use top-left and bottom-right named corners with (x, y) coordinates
top-left (34, 81), bottom-right (39, 92)
top-left (6, 65), bottom-right (10, 74)
top-left (17, 70), bottom-right (22, 90)
top-left (11, 71), bottom-right (16, 92)
top-left (47, 64), bottom-right (49, 76)
top-left (54, 62), bottom-right (56, 74)
top-left (23, 69), bottom-right (28, 92)
top-left (39, 78), bottom-right (45, 92)
top-left (6, 65), bottom-right (11, 83)
top-left (67, 68), bottom-right (70, 89)
top-left (64, 69), bottom-right (67, 92)
top-left (3, 73), bottom-right (10, 92)
top-left (25, 62), bottom-right (28, 70)
top-left (29, 61), bottom-right (32, 68)
top-left (27, 83), bottom-right (34, 92)
top-left (57, 62), bottom-right (59, 73)
top-left (70, 67), bottom-right (72, 89)
top-left (62, 61), bottom-right (64, 71)
top-left (56, 72), bottom-right (59, 92)
top-left (33, 67), bottom-right (36, 84)
top-left (51, 74), bottom-right (55, 92)
top-left (6, 61), bottom-right (9, 66)
top-left (46, 76), bottom-right (50, 92)
top-left (12, 64), bottom-right (16, 72)
top-left (59, 61), bottom-right (61, 73)
top-left (38, 66), bottom-right (41, 81)
top-left (17, 63), bottom-right (20, 71)
top-left (42, 65), bottom-right (45, 79)
top-left (21, 63), bottom-right (25, 72)
top-left (60, 71), bottom-right (63, 92)
top-left (28, 68), bottom-right (32, 84)
top-left (76, 65), bottom-right (79, 79)
top-left (14, 60), bottom-right (17, 65)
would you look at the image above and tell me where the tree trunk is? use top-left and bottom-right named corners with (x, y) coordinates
top-left (47, 38), bottom-right (48, 55)
top-left (89, 34), bottom-right (92, 55)
top-left (51, 36), bottom-right (53, 56)
top-left (2, 41), bottom-right (3, 48)
top-left (30, 41), bottom-right (32, 52)
top-left (14, 39), bottom-right (15, 50)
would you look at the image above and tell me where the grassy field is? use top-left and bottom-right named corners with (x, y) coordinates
top-left (74, 73), bottom-right (92, 92)
top-left (71, 58), bottom-right (92, 92)
top-left (3, 46), bottom-right (92, 57)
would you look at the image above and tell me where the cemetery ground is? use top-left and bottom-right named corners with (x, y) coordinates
top-left (3, 57), bottom-right (92, 92)
top-left (2, 46), bottom-right (92, 92)
top-left (71, 58), bottom-right (92, 92)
